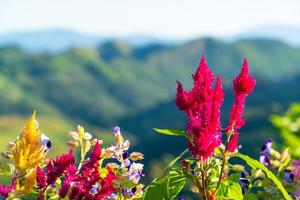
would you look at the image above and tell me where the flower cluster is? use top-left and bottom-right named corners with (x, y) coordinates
top-left (236, 139), bottom-right (300, 199)
top-left (0, 114), bottom-right (144, 199)
top-left (103, 127), bottom-right (144, 199)
top-left (176, 55), bottom-right (255, 161)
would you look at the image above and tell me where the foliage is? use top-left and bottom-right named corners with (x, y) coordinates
top-left (146, 55), bottom-right (295, 200)
top-left (0, 114), bottom-right (145, 199)
top-left (271, 103), bottom-right (300, 157)
top-left (0, 51), bottom-right (299, 199)
top-left (1, 39), bottom-right (300, 181)
top-left (233, 153), bottom-right (290, 199)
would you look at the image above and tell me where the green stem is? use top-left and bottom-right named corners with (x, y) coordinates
top-left (214, 131), bottom-right (233, 196)
top-left (200, 162), bottom-right (208, 200)
top-left (77, 138), bottom-right (85, 171)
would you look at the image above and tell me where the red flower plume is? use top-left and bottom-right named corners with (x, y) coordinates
top-left (227, 58), bottom-right (255, 152)
top-left (176, 54), bottom-right (224, 161)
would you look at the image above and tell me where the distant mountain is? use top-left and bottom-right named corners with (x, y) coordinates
top-left (0, 29), bottom-right (183, 52)
top-left (0, 37), bottom-right (300, 173)
top-left (232, 25), bottom-right (300, 46)
top-left (1, 25), bottom-right (300, 52)
top-left (0, 37), bottom-right (299, 125)
top-left (0, 29), bottom-right (105, 52)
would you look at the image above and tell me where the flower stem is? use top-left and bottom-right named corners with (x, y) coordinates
top-left (214, 132), bottom-right (232, 196)
top-left (200, 160), bottom-right (208, 200)
top-left (198, 160), bottom-right (208, 200)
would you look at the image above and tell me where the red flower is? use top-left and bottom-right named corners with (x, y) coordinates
top-left (36, 167), bottom-right (47, 189)
top-left (59, 164), bottom-right (77, 198)
top-left (46, 149), bottom-right (75, 185)
top-left (82, 141), bottom-right (101, 171)
top-left (0, 182), bottom-right (15, 198)
top-left (96, 167), bottom-right (117, 199)
top-left (68, 142), bottom-right (104, 199)
top-left (233, 58), bottom-right (256, 95)
top-left (176, 54), bottom-right (224, 161)
top-left (176, 81), bottom-right (192, 110)
top-left (227, 58), bottom-right (255, 152)
top-left (227, 132), bottom-right (239, 152)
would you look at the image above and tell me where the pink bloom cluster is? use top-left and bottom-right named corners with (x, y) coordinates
top-left (0, 181), bottom-right (15, 198)
top-left (292, 160), bottom-right (300, 180)
top-left (36, 142), bottom-right (117, 200)
top-left (176, 55), bottom-right (255, 160)
top-left (227, 58), bottom-right (256, 152)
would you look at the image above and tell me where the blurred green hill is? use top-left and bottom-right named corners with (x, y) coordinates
top-left (0, 37), bottom-right (299, 175)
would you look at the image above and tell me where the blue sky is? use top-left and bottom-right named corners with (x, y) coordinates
top-left (0, 0), bottom-right (299, 37)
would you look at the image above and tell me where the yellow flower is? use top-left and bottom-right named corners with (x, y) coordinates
top-left (15, 168), bottom-right (37, 194)
top-left (12, 112), bottom-right (48, 194)
top-left (12, 112), bottom-right (46, 170)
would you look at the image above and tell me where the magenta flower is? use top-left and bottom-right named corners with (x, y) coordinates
top-left (292, 160), bottom-right (300, 180)
top-left (59, 164), bottom-right (77, 198)
top-left (96, 167), bottom-right (117, 199)
top-left (36, 167), bottom-right (47, 189)
top-left (176, 55), bottom-right (255, 159)
top-left (0, 182), bottom-right (15, 198)
top-left (227, 58), bottom-right (256, 152)
top-left (176, 55), bottom-right (224, 161)
top-left (46, 149), bottom-right (75, 185)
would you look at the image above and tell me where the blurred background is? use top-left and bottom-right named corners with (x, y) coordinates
top-left (0, 0), bottom-right (300, 183)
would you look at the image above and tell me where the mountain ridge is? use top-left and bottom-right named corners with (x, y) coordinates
top-left (1, 26), bottom-right (299, 52)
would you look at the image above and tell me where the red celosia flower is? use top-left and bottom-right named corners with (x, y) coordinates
top-left (68, 142), bottom-right (104, 199)
top-left (36, 167), bottom-right (47, 189)
top-left (0, 182), bottom-right (15, 198)
top-left (226, 132), bottom-right (239, 152)
top-left (176, 54), bottom-right (224, 161)
top-left (233, 58), bottom-right (256, 95)
top-left (46, 149), bottom-right (75, 185)
top-left (82, 141), bottom-right (101, 171)
top-left (59, 164), bottom-right (77, 198)
top-left (79, 141), bottom-right (102, 190)
top-left (227, 58), bottom-right (255, 152)
top-left (96, 167), bottom-right (117, 199)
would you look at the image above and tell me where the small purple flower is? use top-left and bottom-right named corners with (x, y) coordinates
top-left (296, 185), bottom-right (300, 198)
top-left (113, 127), bottom-right (121, 136)
top-left (239, 171), bottom-right (250, 194)
top-left (122, 151), bottom-right (129, 159)
top-left (122, 189), bottom-right (134, 197)
top-left (260, 153), bottom-right (271, 168)
top-left (40, 133), bottom-right (52, 152)
top-left (260, 139), bottom-right (272, 155)
top-left (109, 193), bottom-right (117, 199)
top-left (124, 159), bottom-right (131, 168)
top-left (90, 182), bottom-right (99, 194)
top-left (178, 196), bottom-right (186, 200)
top-left (283, 169), bottom-right (294, 183)
top-left (131, 187), bottom-right (137, 193)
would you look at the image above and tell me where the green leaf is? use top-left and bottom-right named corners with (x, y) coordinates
top-left (233, 153), bottom-right (291, 200)
top-left (244, 193), bottom-right (258, 200)
top-left (217, 179), bottom-right (243, 200)
top-left (120, 181), bottom-right (138, 189)
top-left (143, 169), bottom-right (186, 200)
top-left (162, 149), bottom-right (188, 172)
top-left (228, 173), bottom-right (240, 182)
top-left (153, 128), bottom-right (186, 137)
top-left (227, 181), bottom-right (243, 200)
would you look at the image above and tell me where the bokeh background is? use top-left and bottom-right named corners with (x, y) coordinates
top-left (0, 0), bottom-right (300, 182)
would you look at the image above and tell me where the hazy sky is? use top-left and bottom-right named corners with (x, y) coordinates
top-left (0, 0), bottom-right (299, 37)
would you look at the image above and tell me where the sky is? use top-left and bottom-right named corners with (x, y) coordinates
top-left (0, 0), bottom-right (299, 38)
